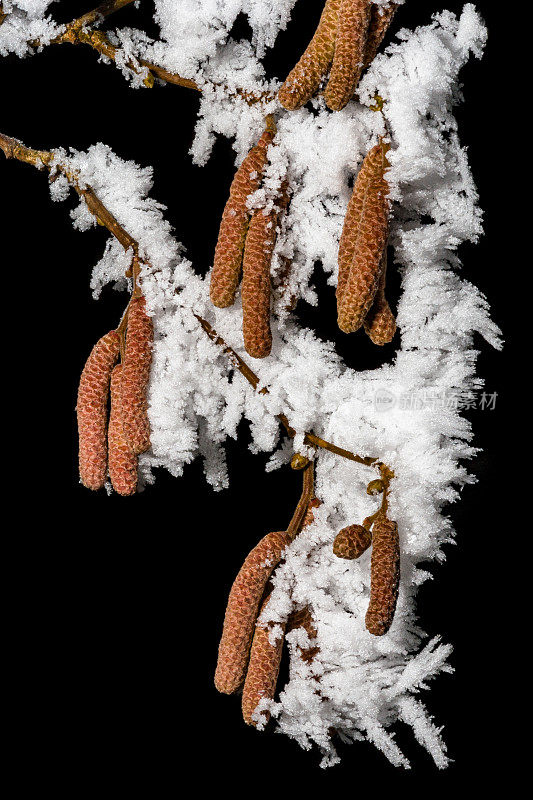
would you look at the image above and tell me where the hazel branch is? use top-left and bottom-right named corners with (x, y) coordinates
top-left (30, 1), bottom-right (272, 101)
top-left (0, 130), bottom-right (380, 474)
top-left (194, 314), bottom-right (377, 467)
top-left (0, 131), bottom-right (141, 285)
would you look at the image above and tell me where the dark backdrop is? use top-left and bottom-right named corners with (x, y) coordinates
top-left (2, 0), bottom-right (515, 791)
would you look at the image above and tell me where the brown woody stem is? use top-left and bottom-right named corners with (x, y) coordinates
top-left (194, 314), bottom-right (377, 467)
top-left (0, 130), bottom-right (138, 259)
top-left (29, 1), bottom-right (272, 101)
top-left (286, 462), bottom-right (315, 541)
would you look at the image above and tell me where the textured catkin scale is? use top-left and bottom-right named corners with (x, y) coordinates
top-left (120, 296), bottom-right (153, 455)
top-left (77, 330), bottom-right (120, 490)
top-left (241, 184), bottom-right (289, 359)
top-left (278, 0), bottom-right (341, 110)
top-left (324, 0), bottom-right (372, 111)
top-left (337, 142), bottom-right (390, 333)
top-left (210, 128), bottom-right (275, 308)
top-left (108, 365), bottom-right (138, 496)
top-left (363, 252), bottom-right (396, 345)
top-left (365, 517), bottom-right (400, 636)
top-left (363, 2), bottom-right (397, 67)
top-left (242, 596), bottom-right (287, 726)
top-left (215, 531), bottom-right (290, 695)
top-left (333, 523), bottom-right (372, 559)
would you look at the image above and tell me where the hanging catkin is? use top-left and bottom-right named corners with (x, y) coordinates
top-left (215, 530), bottom-right (290, 695)
top-left (108, 365), bottom-right (138, 496)
top-left (333, 523), bottom-right (372, 559)
top-left (337, 141), bottom-right (390, 333)
top-left (324, 0), bottom-right (372, 112)
top-left (278, 0), bottom-right (341, 110)
top-left (210, 127), bottom-right (275, 308)
top-left (77, 329), bottom-right (120, 490)
top-left (241, 183), bottom-right (289, 359)
top-left (363, 2), bottom-right (397, 67)
top-left (120, 296), bottom-right (153, 455)
top-left (365, 516), bottom-right (400, 636)
top-left (242, 595), bottom-right (286, 726)
top-left (363, 251), bottom-right (396, 345)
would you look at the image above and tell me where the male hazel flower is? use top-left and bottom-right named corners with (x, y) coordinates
top-left (77, 329), bottom-right (120, 490)
top-left (120, 296), bottom-right (153, 455)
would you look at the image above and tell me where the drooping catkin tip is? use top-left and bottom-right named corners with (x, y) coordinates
top-left (333, 524), bottom-right (372, 559)
top-left (77, 329), bottom-right (120, 491)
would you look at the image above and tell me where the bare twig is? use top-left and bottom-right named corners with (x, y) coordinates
top-left (286, 462), bottom-right (315, 541)
top-left (31, 1), bottom-right (272, 101)
top-left (194, 314), bottom-right (377, 467)
top-left (0, 131), bottom-right (138, 254)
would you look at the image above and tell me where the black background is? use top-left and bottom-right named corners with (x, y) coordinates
top-left (1, 0), bottom-right (517, 792)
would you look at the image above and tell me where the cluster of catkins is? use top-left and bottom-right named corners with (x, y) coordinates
top-left (333, 503), bottom-right (400, 635)
top-left (216, 474), bottom-right (400, 724)
top-left (210, 1), bottom-right (396, 358)
top-left (279, 0), bottom-right (397, 112)
top-left (209, 118), bottom-right (289, 359)
top-left (215, 500), bottom-right (320, 726)
top-left (77, 296), bottom-right (153, 496)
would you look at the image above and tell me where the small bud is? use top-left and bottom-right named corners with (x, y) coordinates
top-left (366, 479), bottom-right (385, 496)
top-left (333, 524), bottom-right (372, 560)
top-left (291, 453), bottom-right (310, 470)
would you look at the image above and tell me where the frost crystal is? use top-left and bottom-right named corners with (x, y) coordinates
top-left (6, 0), bottom-right (499, 768)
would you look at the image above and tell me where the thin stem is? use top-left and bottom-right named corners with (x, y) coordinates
top-left (0, 131), bottom-right (138, 256)
top-left (194, 314), bottom-right (377, 467)
top-left (27, 2), bottom-right (272, 102)
top-left (62, 0), bottom-right (136, 30)
top-left (286, 462), bottom-right (315, 541)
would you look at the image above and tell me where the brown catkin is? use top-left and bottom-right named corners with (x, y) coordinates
top-left (363, 251), bottom-right (396, 345)
top-left (363, 2), bottom-right (397, 67)
top-left (108, 365), bottom-right (138, 496)
top-left (210, 128), bottom-right (275, 308)
top-left (77, 330), bottom-right (120, 490)
top-left (278, 0), bottom-right (341, 110)
top-left (324, 0), bottom-right (372, 111)
top-left (120, 296), bottom-right (153, 455)
top-left (337, 142), bottom-right (390, 333)
top-left (241, 183), bottom-right (289, 359)
top-left (215, 531), bottom-right (290, 695)
top-left (241, 595), bottom-right (286, 726)
top-left (333, 524), bottom-right (372, 559)
top-left (365, 516), bottom-right (400, 636)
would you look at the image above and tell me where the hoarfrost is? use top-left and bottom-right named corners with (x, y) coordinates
top-left (7, 0), bottom-right (498, 768)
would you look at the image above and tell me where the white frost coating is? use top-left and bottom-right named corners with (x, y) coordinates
top-left (0, 0), bottom-right (59, 57)
top-left (18, 2), bottom-right (497, 768)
